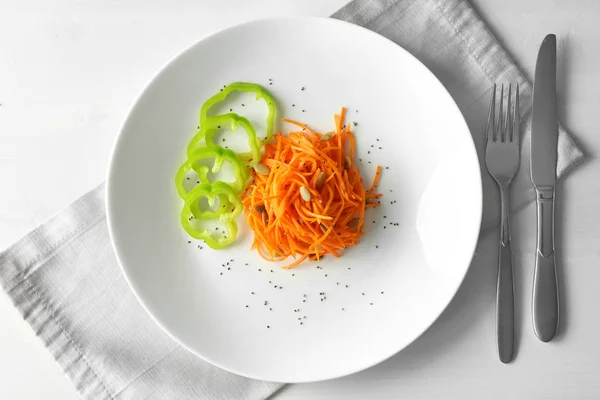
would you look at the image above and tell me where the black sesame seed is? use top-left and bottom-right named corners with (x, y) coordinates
top-left (383, 216), bottom-right (387, 219)
top-left (353, 122), bottom-right (358, 126)
top-left (381, 291), bottom-right (384, 294)
top-left (188, 241), bottom-right (191, 244)
top-left (227, 267), bottom-right (230, 270)
top-left (377, 138), bottom-right (380, 141)
top-left (362, 293), bottom-right (365, 296)
top-left (376, 245), bottom-right (379, 249)
top-left (220, 272), bottom-right (223, 275)
top-left (267, 325), bottom-right (270, 328)
top-left (259, 269), bottom-right (262, 272)
top-left (345, 285), bottom-right (349, 288)
top-left (370, 303), bottom-right (374, 305)
top-left (251, 292), bottom-right (255, 295)
top-left (379, 147), bottom-right (382, 150)
top-left (229, 108), bottom-right (233, 112)
top-left (292, 104), bottom-right (295, 107)
top-left (371, 145), bottom-right (374, 148)
top-left (241, 104), bottom-right (245, 106)
top-left (301, 86), bottom-right (305, 91)
top-left (302, 109), bottom-right (305, 112)
top-left (186, 177), bottom-right (190, 180)
top-left (368, 151), bottom-right (371, 154)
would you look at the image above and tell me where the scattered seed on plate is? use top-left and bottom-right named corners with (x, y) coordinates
top-left (251, 292), bottom-right (255, 295)
top-left (241, 104), bottom-right (245, 106)
top-left (302, 109), bottom-right (305, 112)
top-left (301, 86), bottom-right (305, 91)
top-left (267, 325), bottom-right (270, 329)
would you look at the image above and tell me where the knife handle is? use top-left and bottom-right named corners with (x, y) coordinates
top-left (533, 187), bottom-right (559, 342)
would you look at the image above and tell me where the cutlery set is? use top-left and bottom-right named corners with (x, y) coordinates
top-left (485, 34), bottom-right (560, 363)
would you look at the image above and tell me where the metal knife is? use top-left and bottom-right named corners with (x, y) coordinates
top-left (530, 33), bottom-right (559, 342)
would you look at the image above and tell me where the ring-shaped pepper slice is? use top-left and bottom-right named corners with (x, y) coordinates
top-left (175, 146), bottom-right (249, 198)
top-left (180, 182), bottom-right (243, 249)
top-left (200, 81), bottom-right (276, 145)
top-left (186, 113), bottom-right (261, 167)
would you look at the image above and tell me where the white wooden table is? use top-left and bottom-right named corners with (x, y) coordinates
top-left (1, 0), bottom-right (599, 398)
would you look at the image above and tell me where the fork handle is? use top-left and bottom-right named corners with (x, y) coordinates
top-left (497, 185), bottom-right (514, 363)
top-left (533, 187), bottom-right (559, 342)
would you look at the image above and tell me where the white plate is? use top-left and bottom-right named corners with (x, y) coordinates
top-left (106, 17), bottom-right (482, 383)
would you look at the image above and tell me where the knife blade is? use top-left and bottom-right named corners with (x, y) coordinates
top-left (531, 34), bottom-right (558, 187)
top-left (530, 33), bottom-right (559, 342)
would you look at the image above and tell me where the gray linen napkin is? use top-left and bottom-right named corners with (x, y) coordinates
top-left (0, 1), bottom-right (584, 399)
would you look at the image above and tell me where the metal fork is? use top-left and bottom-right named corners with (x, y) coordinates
top-left (485, 83), bottom-right (520, 364)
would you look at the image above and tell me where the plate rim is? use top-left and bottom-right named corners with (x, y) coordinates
top-left (106, 15), bottom-right (483, 383)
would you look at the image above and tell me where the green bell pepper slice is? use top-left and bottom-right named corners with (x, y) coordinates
top-left (186, 113), bottom-right (261, 167)
top-left (180, 182), bottom-right (243, 249)
top-left (175, 145), bottom-right (249, 198)
top-left (200, 81), bottom-right (276, 145)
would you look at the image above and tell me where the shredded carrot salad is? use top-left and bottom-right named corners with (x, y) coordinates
top-left (242, 108), bottom-right (382, 269)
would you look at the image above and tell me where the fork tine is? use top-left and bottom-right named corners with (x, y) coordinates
top-left (496, 84), bottom-right (504, 141)
top-left (512, 83), bottom-right (520, 142)
top-left (505, 83), bottom-right (512, 142)
top-left (485, 83), bottom-right (497, 143)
